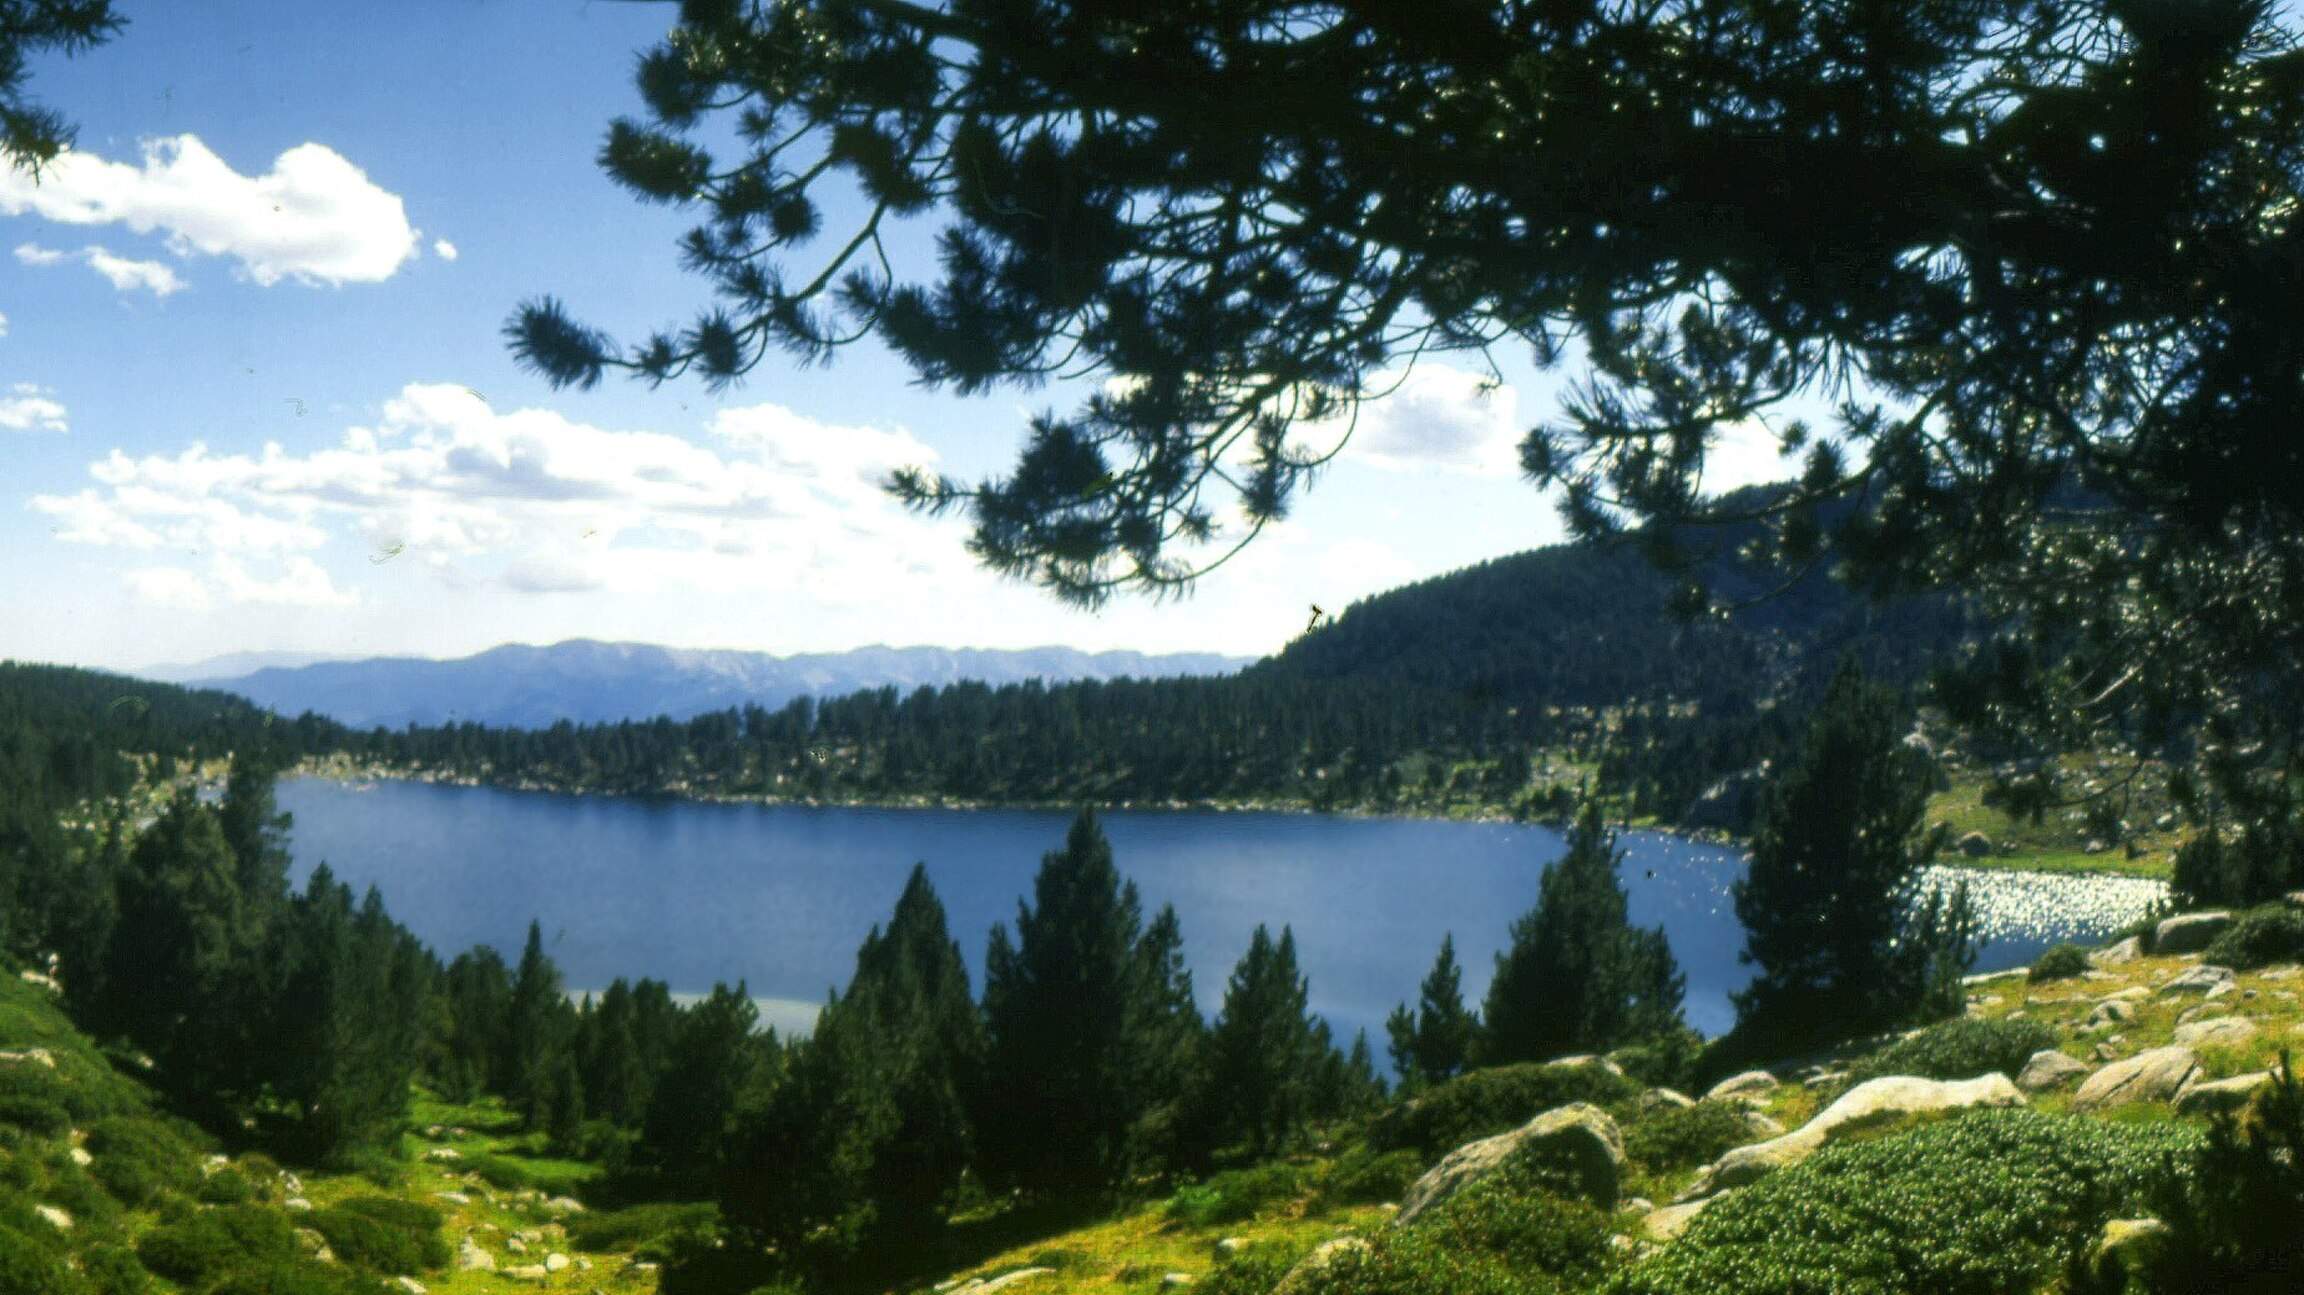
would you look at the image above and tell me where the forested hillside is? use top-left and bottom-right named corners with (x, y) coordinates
top-left (332, 501), bottom-right (1973, 828)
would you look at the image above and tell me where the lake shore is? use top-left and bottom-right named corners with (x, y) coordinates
top-left (290, 753), bottom-right (2172, 884)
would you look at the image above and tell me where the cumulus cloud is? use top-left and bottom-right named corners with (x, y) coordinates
top-left (84, 247), bottom-right (186, 296)
top-left (19, 241), bottom-right (189, 295)
top-left (432, 238), bottom-right (457, 261)
top-left (1701, 417), bottom-right (1801, 496)
top-left (34, 383), bottom-right (967, 608)
top-left (1327, 364), bottom-right (1525, 476)
top-left (0, 135), bottom-right (419, 285)
top-left (0, 383), bottom-right (67, 433)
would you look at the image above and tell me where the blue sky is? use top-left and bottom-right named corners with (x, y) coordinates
top-left (0, 2), bottom-right (1789, 673)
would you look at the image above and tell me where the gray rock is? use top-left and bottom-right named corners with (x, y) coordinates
top-left (1213, 1238), bottom-right (1246, 1258)
top-left (2090, 1218), bottom-right (2170, 1282)
top-left (502, 1265), bottom-right (550, 1284)
top-left (2073, 1047), bottom-right (2200, 1111)
top-left (2091, 936), bottom-right (2144, 967)
top-left (1273, 1241), bottom-right (1368, 1295)
top-left (974, 1268), bottom-right (1055, 1295)
top-left (1643, 1195), bottom-right (1719, 1243)
top-left (2017, 1050), bottom-right (2091, 1092)
top-left (2172, 1017), bottom-right (2257, 1049)
top-left (1636, 1087), bottom-right (1695, 1113)
top-left (2175, 1071), bottom-right (2276, 1116)
top-left (1397, 1102), bottom-right (1623, 1223)
top-left (1704, 1070), bottom-right (1779, 1103)
top-left (2155, 912), bottom-right (2234, 955)
top-left (1683, 1074), bottom-right (2026, 1199)
top-left (2160, 965), bottom-right (2238, 998)
top-left (456, 1236), bottom-right (495, 1273)
top-left (2083, 999), bottom-right (2137, 1029)
top-left (1956, 831), bottom-right (1994, 858)
top-left (544, 1253), bottom-right (570, 1273)
top-left (393, 1280), bottom-right (428, 1295)
top-left (1161, 1275), bottom-right (1194, 1290)
top-left (34, 1205), bottom-right (70, 1231)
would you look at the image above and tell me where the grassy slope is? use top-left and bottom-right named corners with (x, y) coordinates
top-left (910, 939), bottom-right (2304, 1295)
top-left (0, 970), bottom-right (666, 1295)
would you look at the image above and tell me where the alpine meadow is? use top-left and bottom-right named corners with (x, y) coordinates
top-left (7, 3), bottom-right (2304, 1294)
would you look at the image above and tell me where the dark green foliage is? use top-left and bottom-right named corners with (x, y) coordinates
top-left (1194, 1246), bottom-right (1304, 1295)
top-left (2133, 1052), bottom-right (2304, 1293)
top-left (306, 1198), bottom-right (449, 1274)
top-left (1609, 1028), bottom-right (1703, 1092)
top-left (0, 1226), bottom-right (86, 1295)
top-left (727, 864), bottom-right (983, 1257)
top-left (2029, 943), bottom-right (2092, 983)
top-left (1202, 926), bottom-right (1320, 1156)
top-left (0, 1), bottom-right (121, 173)
top-left (0, 1094), bottom-right (68, 1137)
top-left (565, 1201), bottom-right (718, 1253)
top-left (1292, 1155), bottom-right (1620, 1295)
top-left (1165, 1162), bottom-right (1313, 1228)
top-left (433, 947), bottom-right (510, 1102)
top-left (1484, 801), bottom-right (1685, 1066)
top-left (1842, 1017), bottom-right (2061, 1088)
top-left (978, 812), bottom-right (1197, 1194)
top-left (136, 1204), bottom-right (302, 1285)
top-left (1369, 1061), bottom-right (1640, 1163)
top-left (270, 872), bottom-right (433, 1163)
top-left (505, 921), bottom-right (577, 1131)
top-left (1731, 665), bottom-right (1970, 1054)
top-left (197, 1167), bottom-right (258, 1204)
top-left (1612, 1111), bottom-right (2197, 1295)
top-left (78, 1243), bottom-right (151, 1295)
top-left (206, 1266), bottom-right (388, 1295)
top-left (1387, 934), bottom-right (1477, 1091)
top-left (1623, 1102), bottom-right (1758, 1175)
top-left (2170, 822), bottom-right (2301, 911)
top-left (640, 981), bottom-right (774, 1192)
top-left (1307, 1024), bottom-right (1387, 1125)
top-left (2202, 904), bottom-right (2304, 971)
top-left (1317, 1146), bottom-right (1425, 1209)
top-left (85, 1116), bottom-right (199, 1207)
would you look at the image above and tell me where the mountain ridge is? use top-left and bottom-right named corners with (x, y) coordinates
top-left (173, 639), bottom-right (1252, 729)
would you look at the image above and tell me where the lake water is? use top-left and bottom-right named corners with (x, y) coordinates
top-left (277, 777), bottom-right (2166, 1044)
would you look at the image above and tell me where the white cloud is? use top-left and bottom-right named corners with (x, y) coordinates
top-left (0, 383), bottom-right (67, 433)
top-left (33, 383), bottom-right (970, 607)
top-left (1325, 364), bottom-right (1525, 476)
top-left (125, 566), bottom-right (212, 610)
top-left (0, 135), bottom-right (419, 286)
top-left (83, 247), bottom-right (186, 296)
top-left (1702, 417), bottom-right (1799, 496)
top-left (13, 243), bottom-right (64, 266)
top-left (0, 309), bottom-right (9, 336)
top-left (432, 238), bottom-right (458, 261)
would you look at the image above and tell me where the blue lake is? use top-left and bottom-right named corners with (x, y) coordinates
top-left (277, 777), bottom-right (2166, 1045)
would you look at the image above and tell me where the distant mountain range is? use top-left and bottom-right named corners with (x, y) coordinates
top-left (140, 641), bottom-right (1251, 730)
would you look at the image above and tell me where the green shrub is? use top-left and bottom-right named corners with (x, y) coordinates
top-left (199, 1166), bottom-right (258, 1204)
top-left (85, 1116), bottom-right (200, 1207)
top-left (0, 1095), bottom-right (68, 1137)
top-left (1370, 1061), bottom-right (1640, 1161)
top-left (1166, 1162), bottom-right (1313, 1227)
top-left (2203, 905), bottom-right (2304, 971)
top-left (307, 1199), bottom-right (448, 1274)
top-left (1195, 1244), bottom-right (1308, 1295)
top-left (1288, 1156), bottom-right (1618, 1295)
top-left (1610, 1031), bottom-right (1702, 1092)
top-left (1623, 1102), bottom-right (1755, 1175)
top-left (79, 1243), bottom-right (153, 1295)
top-left (567, 1201), bottom-right (718, 1253)
top-left (136, 1205), bottom-right (302, 1285)
top-left (2028, 943), bottom-right (2091, 983)
top-left (466, 1153), bottom-right (534, 1191)
top-left (206, 1263), bottom-right (389, 1295)
top-left (1318, 1146), bottom-right (1425, 1209)
top-left (1610, 1109), bottom-right (2198, 1295)
top-left (1842, 1016), bottom-right (2058, 1087)
top-left (2129, 1053), bottom-right (2304, 1293)
top-left (0, 1226), bottom-right (88, 1295)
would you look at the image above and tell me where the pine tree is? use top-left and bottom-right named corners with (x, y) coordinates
top-left (980, 811), bottom-right (1180, 1194)
top-left (1203, 925), bottom-right (1317, 1155)
top-left (273, 876), bottom-right (432, 1162)
top-left (436, 946), bottom-right (512, 1102)
top-left (505, 921), bottom-right (574, 1130)
top-left (642, 981), bottom-right (773, 1193)
top-left (730, 864), bottom-right (982, 1256)
top-left (1387, 934), bottom-right (1476, 1089)
top-left (1484, 799), bottom-right (1685, 1065)
top-left (1731, 662), bottom-right (1945, 1051)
